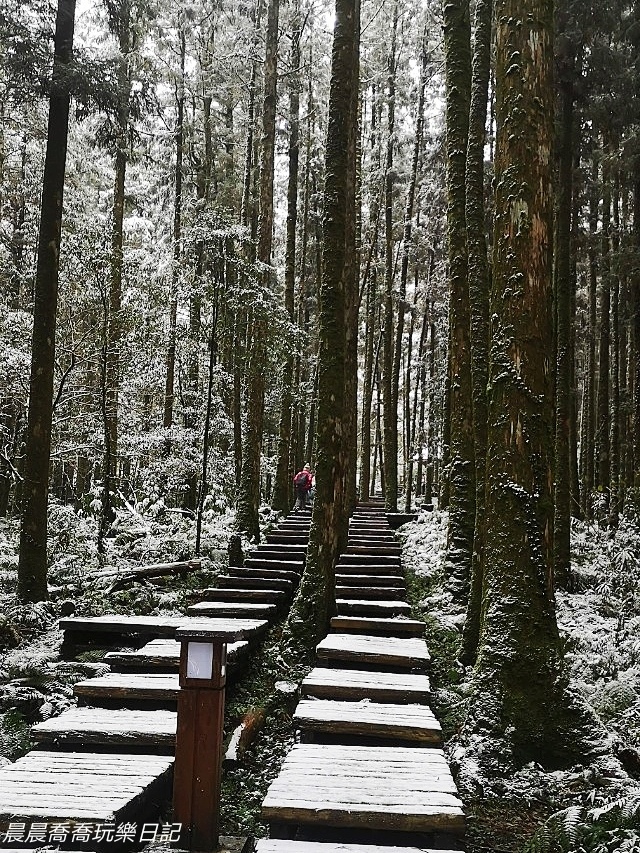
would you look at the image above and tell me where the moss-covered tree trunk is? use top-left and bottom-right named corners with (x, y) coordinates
top-left (596, 147), bottom-right (611, 509)
top-left (461, 0), bottom-right (492, 664)
top-left (553, 67), bottom-right (574, 588)
top-left (282, 0), bottom-right (358, 658)
top-left (634, 170), bottom-right (640, 491)
top-left (236, 0), bottom-right (279, 541)
top-left (443, 0), bottom-right (474, 597)
top-left (273, 15), bottom-right (301, 514)
top-left (581, 155), bottom-right (598, 517)
top-left (18, 0), bottom-right (76, 602)
top-left (382, 3), bottom-right (398, 512)
top-left (468, 0), bottom-right (582, 764)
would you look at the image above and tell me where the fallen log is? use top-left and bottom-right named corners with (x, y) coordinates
top-left (104, 559), bottom-right (202, 593)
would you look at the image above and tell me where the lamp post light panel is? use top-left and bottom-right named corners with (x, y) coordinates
top-left (186, 641), bottom-right (227, 680)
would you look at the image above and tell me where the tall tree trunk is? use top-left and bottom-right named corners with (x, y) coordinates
top-left (382, 3), bottom-right (399, 511)
top-left (553, 71), bottom-right (574, 588)
top-left (236, 0), bottom-right (279, 541)
top-left (461, 0), bottom-right (492, 663)
top-left (283, 0), bottom-right (359, 656)
top-left (609, 157), bottom-right (621, 527)
top-left (581, 156), bottom-right (598, 517)
top-left (634, 167), bottom-right (640, 492)
top-left (469, 0), bottom-right (584, 763)
top-left (443, 0), bottom-right (474, 597)
top-left (273, 14), bottom-right (301, 513)
top-left (163, 21), bottom-right (185, 435)
top-left (18, 0), bottom-right (76, 602)
top-left (596, 146), bottom-right (611, 512)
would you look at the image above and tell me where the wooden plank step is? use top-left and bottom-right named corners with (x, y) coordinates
top-left (105, 638), bottom-right (250, 671)
top-left (266, 535), bottom-right (309, 545)
top-left (192, 587), bottom-right (286, 604)
top-left (261, 743), bottom-right (464, 834)
top-left (60, 614), bottom-right (268, 642)
top-left (293, 699), bottom-right (442, 744)
top-left (0, 750), bottom-right (173, 824)
top-left (244, 558), bottom-right (303, 573)
top-left (74, 672), bottom-right (180, 704)
top-left (346, 545), bottom-right (402, 555)
top-left (316, 634), bottom-right (430, 670)
top-left (339, 554), bottom-right (400, 566)
top-left (335, 586), bottom-right (406, 600)
top-left (219, 574), bottom-right (294, 592)
top-left (255, 842), bottom-right (462, 853)
top-left (335, 574), bottom-right (405, 588)
top-left (336, 564), bottom-right (404, 576)
top-left (330, 615), bottom-right (425, 637)
top-left (251, 545), bottom-right (307, 556)
top-left (228, 565), bottom-right (300, 582)
top-left (31, 707), bottom-right (177, 748)
top-left (188, 601), bottom-right (277, 618)
top-left (302, 668), bottom-right (430, 702)
top-left (336, 599), bottom-right (412, 617)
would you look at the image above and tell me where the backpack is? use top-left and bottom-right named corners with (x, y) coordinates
top-left (294, 471), bottom-right (309, 489)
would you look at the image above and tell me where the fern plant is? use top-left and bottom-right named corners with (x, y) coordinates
top-left (523, 790), bottom-right (640, 853)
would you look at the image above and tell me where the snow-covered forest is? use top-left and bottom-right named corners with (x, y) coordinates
top-left (1, 0), bottom-right (640, 849)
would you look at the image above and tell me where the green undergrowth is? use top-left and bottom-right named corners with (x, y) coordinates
top-left (403, 565), bottom-right (466, 740)
top-left (221, 621), bottom-right (302, 838)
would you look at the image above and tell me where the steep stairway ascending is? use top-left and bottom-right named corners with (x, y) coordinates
top-left (5, 511), bottom-right (309, 839)
top-left (261, 502), bottom-right (465, 851)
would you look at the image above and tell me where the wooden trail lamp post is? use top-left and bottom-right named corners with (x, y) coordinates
top-left (172, 622), bottom-right (240, 852)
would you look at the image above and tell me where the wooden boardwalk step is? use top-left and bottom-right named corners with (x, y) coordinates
top-left (31, 707), bottom-right (177, 748)
top-left (188, 601), bottom-right (277, 619)
top-left (219, 574), bottom-right (294, 592)
top-left (336, 599), bottom-right (412, 618)
top-left (251, 546), bottom-right (307, 558)
top-left (245, 558), bottom-right (304, 572)
top-left (293, 699), bottom-right (442, 744)
top-left (335, 574), bottom-right (405, 588)
top-left (339, 555), bottom-right (401, 566)
top-left (229, 565), bottom-right (300, 582)
top-left (266, 534), bottom-right (310, 545)
top-left (316, 634), bottom-right (430, 670)
top-left (256, 840), bottom-right (461, 853)
top-left (0, 750), bottom-right (173, 824)
top-left (74, 672), bottom-right (180, 704)
top-left (105, 638), bottom-right (250, 671)
top-left (302, 668), bottom-right (430, 703)
top-left (261, 743), bottom-right (464, 834)
top-left (335, 586), bottom-right (406, 601)
top-left (60, 614), bottom-right (268, 643)
top-left (330, 615), bottom-right (425, 637)
top-left (346, 545), bottom-right (402, 556)
top-left (336, 563), bottom-right (404, 576)
top-left (192, 587), bottom-right (286, 604)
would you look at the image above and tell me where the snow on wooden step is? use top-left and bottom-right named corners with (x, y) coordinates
top-left (293, 699), bottom-right (442, 744)
top-left (105, 638), bottom-right (249, 671)
top-left (302, 668), bottom-right (430, 702)
top-left (218, 574), bottom-right (294, 592)
top-left (74, 672), bottom-right (180, 702)
top-left (346, 545), bottom-right (402, 556)
top-left (31, 707), bottom-right (177, 748)
top-left (187, 600), bottom-right (277, 619)
top-left (336, 563), bottom-right (404, 576)
top-left (256, 841), bottom-right (462, 853)
top-left (330, 615), bottom-right (425, 637)
top-left (316, 634), bottom-right (430, 670)
top-left (335, 573), bottom-right (405, 588)
top-left (230, 565), bottom-right (300, 581)
top-left (335, 586), bottom-right (407, 600)
top-left (0, 750), bottom-right (173, 823)
top-left (59, 614), bottom-right (268, 641)
top-left (194, 587), bottom-right (287, 604)
top-left (261, 743), bottom-right (464, 834)
top-left (336, 599), bottom-right (412, 618)
top-left (339, 554), bottom-right (401, 566)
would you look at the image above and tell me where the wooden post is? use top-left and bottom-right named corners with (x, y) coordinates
top-left (173, 629), bottom-right (228, 851)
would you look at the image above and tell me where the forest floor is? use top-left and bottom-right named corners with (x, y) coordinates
top-left (1, 501), bottom-right (640, 852)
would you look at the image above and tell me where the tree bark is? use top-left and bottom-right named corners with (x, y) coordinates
top-left (443, 0), bottom-right (474, 596)
top-left (283, 0), bottom-right (359, 657)
top-left (18, 0), bottom-right (76, 602)
top-left (469, 0), bottom-right (585, 764)
top-left (236, 0), bottom-right (279, 541)
top-left (461, 0), bottom-right (492, 662)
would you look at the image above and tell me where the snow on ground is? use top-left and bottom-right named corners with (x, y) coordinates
top-left (397, 508), bottom-right (640, 849)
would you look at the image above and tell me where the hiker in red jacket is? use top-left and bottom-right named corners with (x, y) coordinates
top-left (293, 463), bottom-right (313, 511)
